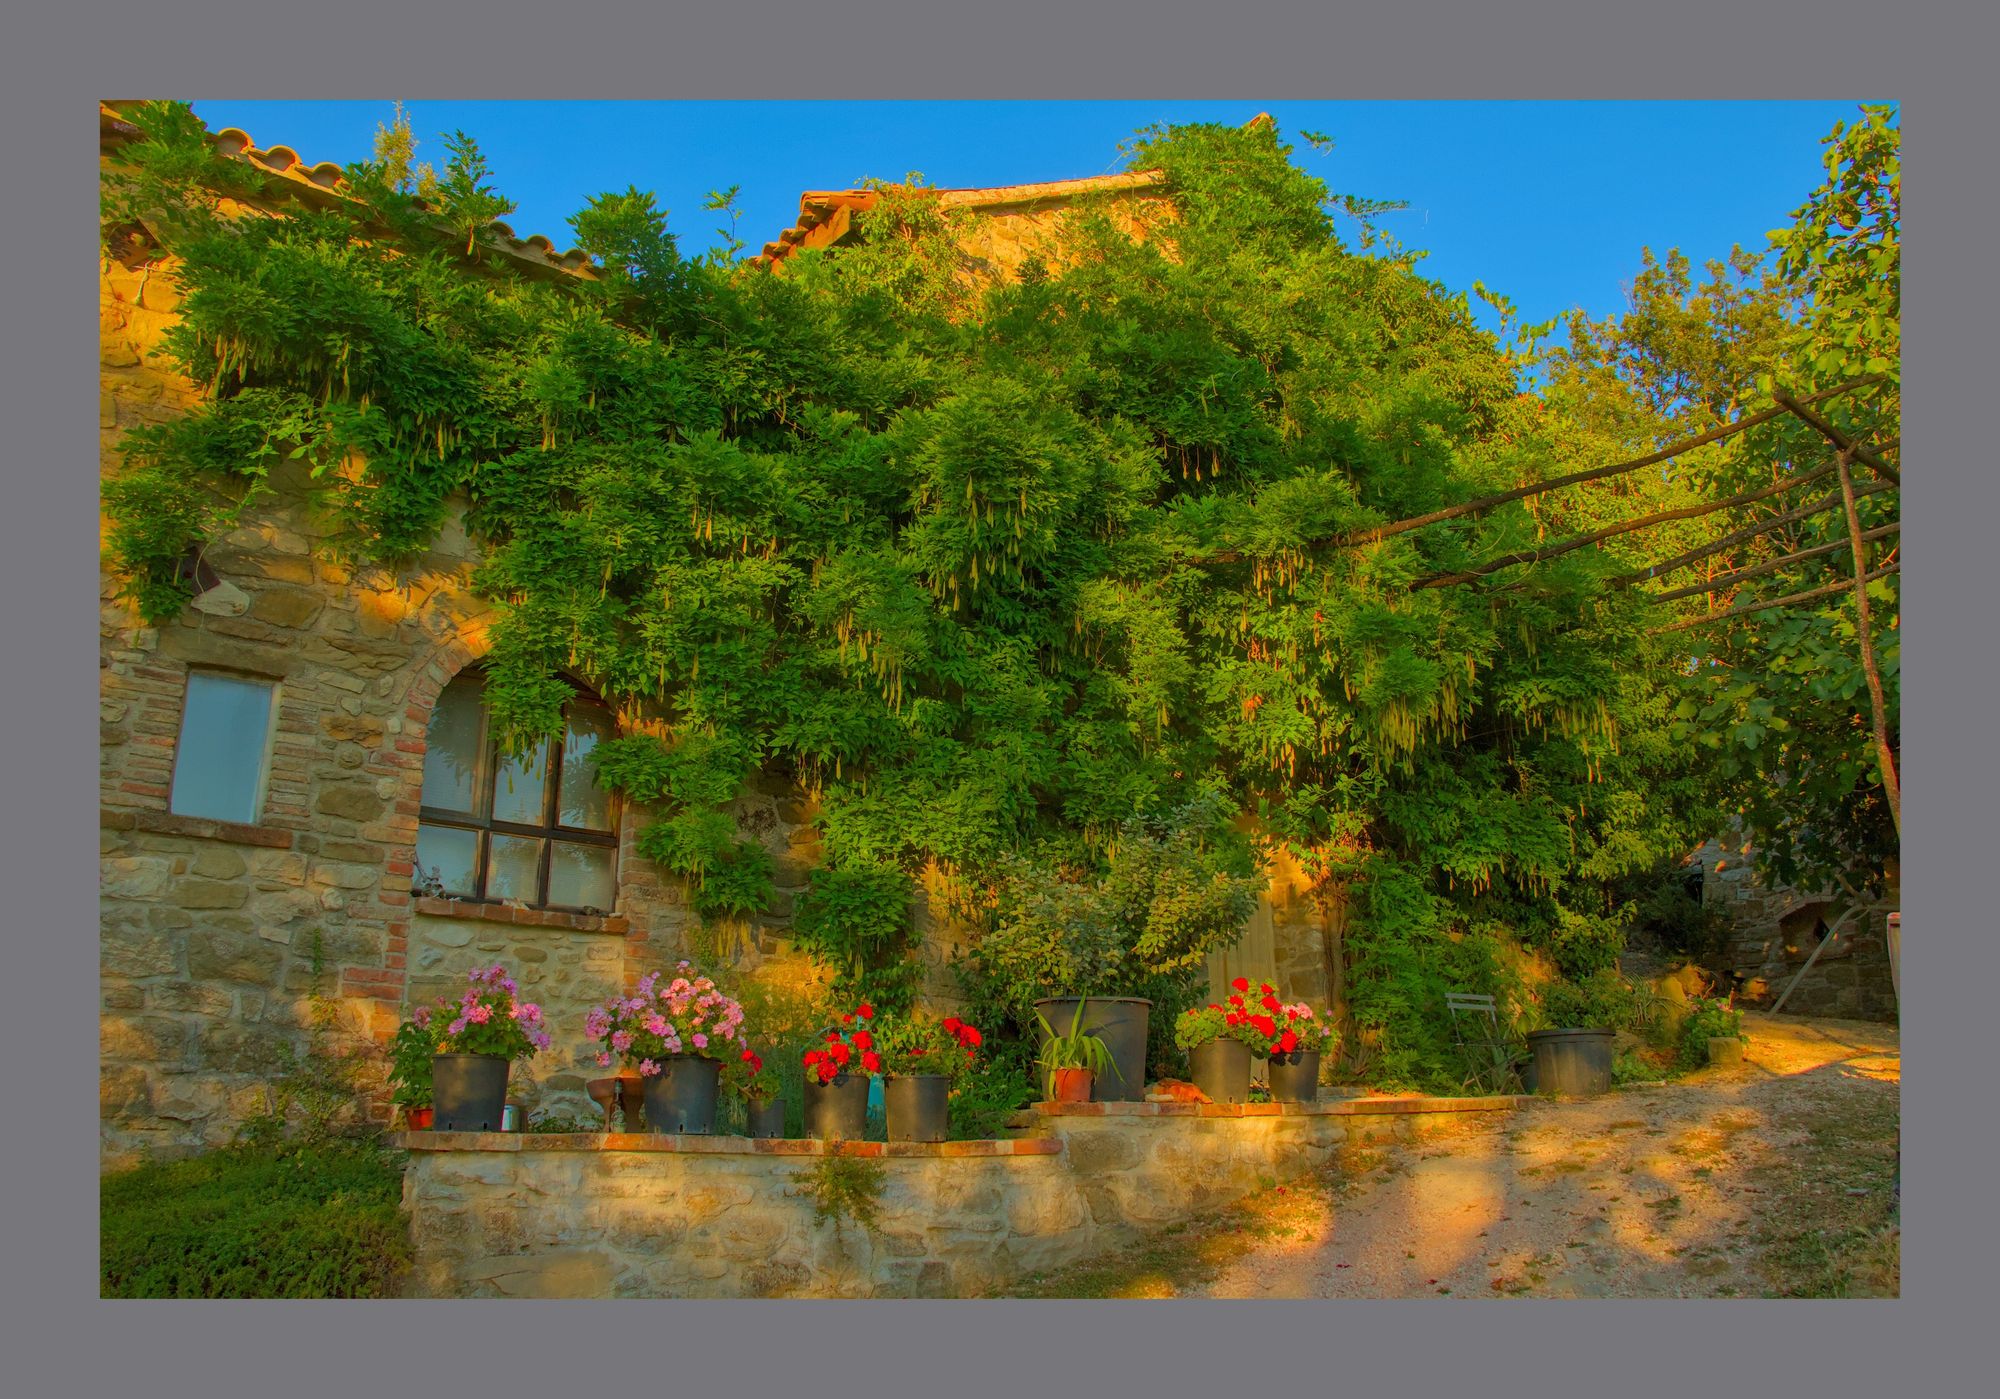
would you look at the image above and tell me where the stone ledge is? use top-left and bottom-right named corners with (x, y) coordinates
top-left (413, 896), bottom-right (630, 935)
top-left (396, 1131), bottom-right (1062, 1157)
top-left (101, 806), bottom-right (296, 849)
top-left (1033, 1093), bottom-right (1528, 1118)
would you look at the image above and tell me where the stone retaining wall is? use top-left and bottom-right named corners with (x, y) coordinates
top-left (399, 1094), bottom-right (1522, 1298)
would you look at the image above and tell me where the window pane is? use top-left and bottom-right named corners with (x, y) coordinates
top-left (491, 739), bottom-right (552, 825)
top-left (487, 834), bottom-right (544, 904)
top-left (415, 824), bottom-right (480, 897)
top-left (421, 674), bottom-right (487, 815)
top-left (548, 841), bottom-right (616, 911)
top-left (169, 673), bottom-right (275, 824)
top-left (559, 703), bottom-right (618, 831)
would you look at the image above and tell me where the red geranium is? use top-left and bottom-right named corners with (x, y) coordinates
top-left (1231, 978), bottom-right (1250, 993)
top-left (806, 1009), bottom-right (883, 1085)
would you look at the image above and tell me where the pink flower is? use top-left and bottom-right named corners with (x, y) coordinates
top-left (448, 1017), bottom-right (467, 1036)
top-left (585, 1008), bottom-right (611, 1040)
top-left (597, 1051), bottom-right (613, 1068)
top-left (639, 1058), bottom-right (660, 1077)
top-left (692, 1033), bottom-right (708, 1050)
top-left (645, 1015), bottom-right (668, 1037)
top-left (611, 1030), bottom-right (634, 1052)
top-left (412, 1006), bottom-right (432, 1029)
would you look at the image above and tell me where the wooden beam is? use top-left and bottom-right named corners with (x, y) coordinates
top-left (1646, 523), bottom-right (1899, 603)
top-left (1834, 448), bottom-right (1902, 838)
top-left (1649, 563), bottom-right (1898, 633)
top-left (1774, 389), bottom-right (1902, 486)
top-left (1608, 479), bottom-right (1897, 590)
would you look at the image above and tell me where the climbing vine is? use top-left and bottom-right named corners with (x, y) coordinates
top-left (103, 102), bottom-right (1748, 1089)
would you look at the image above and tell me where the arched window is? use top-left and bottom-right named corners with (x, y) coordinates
top-left (414, 669), bottom-right (620, 913)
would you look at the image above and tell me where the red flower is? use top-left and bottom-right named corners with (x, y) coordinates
top-left (1231, 978), bottom-right (1250, 993)
top-left (817, 1062), bottom-right (838, 1084)
top-left (1277, 1030), bottom-right (1299, 1054)
top-left (861, 1050), bottom-right (882, 1074)
top-left (962, 1026), bottom-right (982, 1047)
top-left (1207, 1003), bottom-right (1222, 1012)
top-left (857, 1004), bottom-right (874, 1020)
top-left (829, 1042), bottom-right (852, 1065)
top-left (1251, 1015), bottom-right (1278, 1039)
top-left (1259, 984), bottom-right (1274, 996)
top-left (1228, 995), bottom-right (1244, 1008)
top-left (1261, 995), bottom-right (1281, 1012)
top-left (1285, 1007), bottom-right (1299, 1021)
top-left (852, 1030), bottom-right (874, 1051)
top-left (943, 1017), bottom-right (963, 1034)
top-left (742, 1050), bottom-right (763, 1074)
top-left (842, 1013), bottom-right (855, 1025)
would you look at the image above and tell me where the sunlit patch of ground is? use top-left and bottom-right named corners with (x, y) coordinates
top-left (993, 1011), bottom-right (1899, 1299)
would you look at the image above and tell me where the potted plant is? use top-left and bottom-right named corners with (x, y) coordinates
top-left (1678, 994), bottom-right (1748, 1069)
top-left (585, 960), bottom-right (747, 1135)
top-left (430, 964), bottom-right (552, 1131)
top-left (1526, 969), bottom-right (1632, 1097)
top-left (387, 1005), bottom-right (445, 1130)
top-left (1034, 1000), bottom-right (1119, 1103)
top-left (802, 1003), bottom-right (881, 1140)
top-left (1262, 993), bottom-right (1335, 1103)
top-left (973, 797), bottom-right (1264, 1102)
top-left (1174, 990), bottom-right (1276, 1104)
top-left (877, 1013), bottom-right (982, 1142)
top-left (730, 1046), bottom-right (786, 1139)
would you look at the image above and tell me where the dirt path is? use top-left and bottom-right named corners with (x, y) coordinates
top-left (1186, 1012), bottom-right (1900, 1299)
top-left (1004, 1012), bottom-right (1900, 1299)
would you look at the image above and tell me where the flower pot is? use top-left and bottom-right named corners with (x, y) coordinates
top-left (616, 1073), bottom-right (646, 1130)
top-left (1706, 1035), bottom-right (1747, 1068)
top-left (1267, 1049), bottom-right (1321, 1103)
top-left (745, 1096), bottom-right (786, 1140)
top-left (803, 1071), bottom-right (870, 1141)
top-left (1033, 997), bottom-right (1151, 1102)
top-left (404, 1105), bottom-right (434, 1131)
top-left (1189, 1038), bottom-right (1252, 1104)
top-left (885, 1074), bottom-right (951, 1143)
top-left (432, 1053), bottom-right (510, 1132)
top-left (1525, 1028), bottom-right (1615, 1097)
top-left (1049, 1067), bottom-right (1094, 1103)
top-left (642, 1055), bottom-right (721, 1134)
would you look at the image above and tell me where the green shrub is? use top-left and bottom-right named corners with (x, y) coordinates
top-left (1676, 995), bottom-right (1746, 1069)
top-left (100, 1141), bottom-right (410, 1298)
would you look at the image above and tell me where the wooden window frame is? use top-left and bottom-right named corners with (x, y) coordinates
top-left (416, 669), bottom-right (620, 915)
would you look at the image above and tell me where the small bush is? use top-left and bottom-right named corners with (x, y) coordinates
top-left (1677, 996), bottom-right (1745, 1069)
top-left (100, 1141), bottom-right (411, 1298)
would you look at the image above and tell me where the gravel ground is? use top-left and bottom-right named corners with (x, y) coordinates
top-left (1181, 1011), bottom-right (1901, 1300)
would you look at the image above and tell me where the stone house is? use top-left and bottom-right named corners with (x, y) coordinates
top-left (1689, 838), bottom-right (1899, 1022)
top-left (97, 105), bottom-right (1341, 1169)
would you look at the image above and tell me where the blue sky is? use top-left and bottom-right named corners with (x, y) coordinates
top-left (188, 101), bottom-right (1873, 338)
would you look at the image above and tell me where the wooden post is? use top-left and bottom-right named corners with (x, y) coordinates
top-left (1834, 448), bottom-right (1902, 839)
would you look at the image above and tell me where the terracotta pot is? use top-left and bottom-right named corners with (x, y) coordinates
top-left (404, 1105), bottom-right (434, 1131)
top-left (1050, 1067), bottom-right (1094, 1103)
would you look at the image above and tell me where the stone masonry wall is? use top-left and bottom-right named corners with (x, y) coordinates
top-left (1693, 839), bottom-right (1899, 1022)
top-left (399, 1095), bottom-right (1518, 1298)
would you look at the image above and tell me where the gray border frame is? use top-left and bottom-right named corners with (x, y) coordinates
top-left (13, 0), bottom-right (1993, 1393)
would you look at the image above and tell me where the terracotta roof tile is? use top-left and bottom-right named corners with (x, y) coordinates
top-left (99, 102), bottom-right (597, 280)
top-left (755, 168), bottom-right (1169, 266)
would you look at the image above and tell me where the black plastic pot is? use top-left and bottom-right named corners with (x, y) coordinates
top-left (1190, 1038), bottom-right (1252, 1104)
top-left (1033, 997), bottom-right (1151, 1102)
top-left (432, 1053), bottom-right (510, 1132)
top-left (884, 1075), bottom-right (951, 1143)
top-left (1525, 1028), bottom-right (1614, 1097)
top-left (1267, 1049), bottom-right (1321, 1103)
top-left (803, 1071), bottom-right (870, 1141)
top-left (642, 1055), bottom-right (721, 1134)
top-left (745, 1096), bottom-right (786, 1140)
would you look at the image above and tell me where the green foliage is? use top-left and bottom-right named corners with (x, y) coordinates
top-left (792, 861), bottom-right (918, 1015)
top-left (384, 1013), bottom-right (443, 1108)
top-left (947, 1043), bottom-right (1036, 1139)
top-left (101, 103), bottom-right (1852, 1077)
top-left (1173, 1003), bottom-right (1273, 1057)
top-left (794, 1151), bottom-right (886, 1235)
top-left (1534, 967), bottom-right (1640, 1032)
top-left (1677, 995), bottom-right (1746, 1069)
top-left (100, 1141), bottom-right (410, 1298)
top-left (1611, 1047), bottom-right (1670, 1086)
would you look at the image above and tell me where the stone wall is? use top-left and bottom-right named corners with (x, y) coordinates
top-left (398, 1095), bottom-right (1520, 1298)
top-left (1693, 839), bottom-right (1899, 1022)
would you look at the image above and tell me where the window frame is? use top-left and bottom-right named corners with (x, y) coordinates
top-left (168, 667), bottom-right (280, 827)
top-left (416, 668), bottom-right (621, 914)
